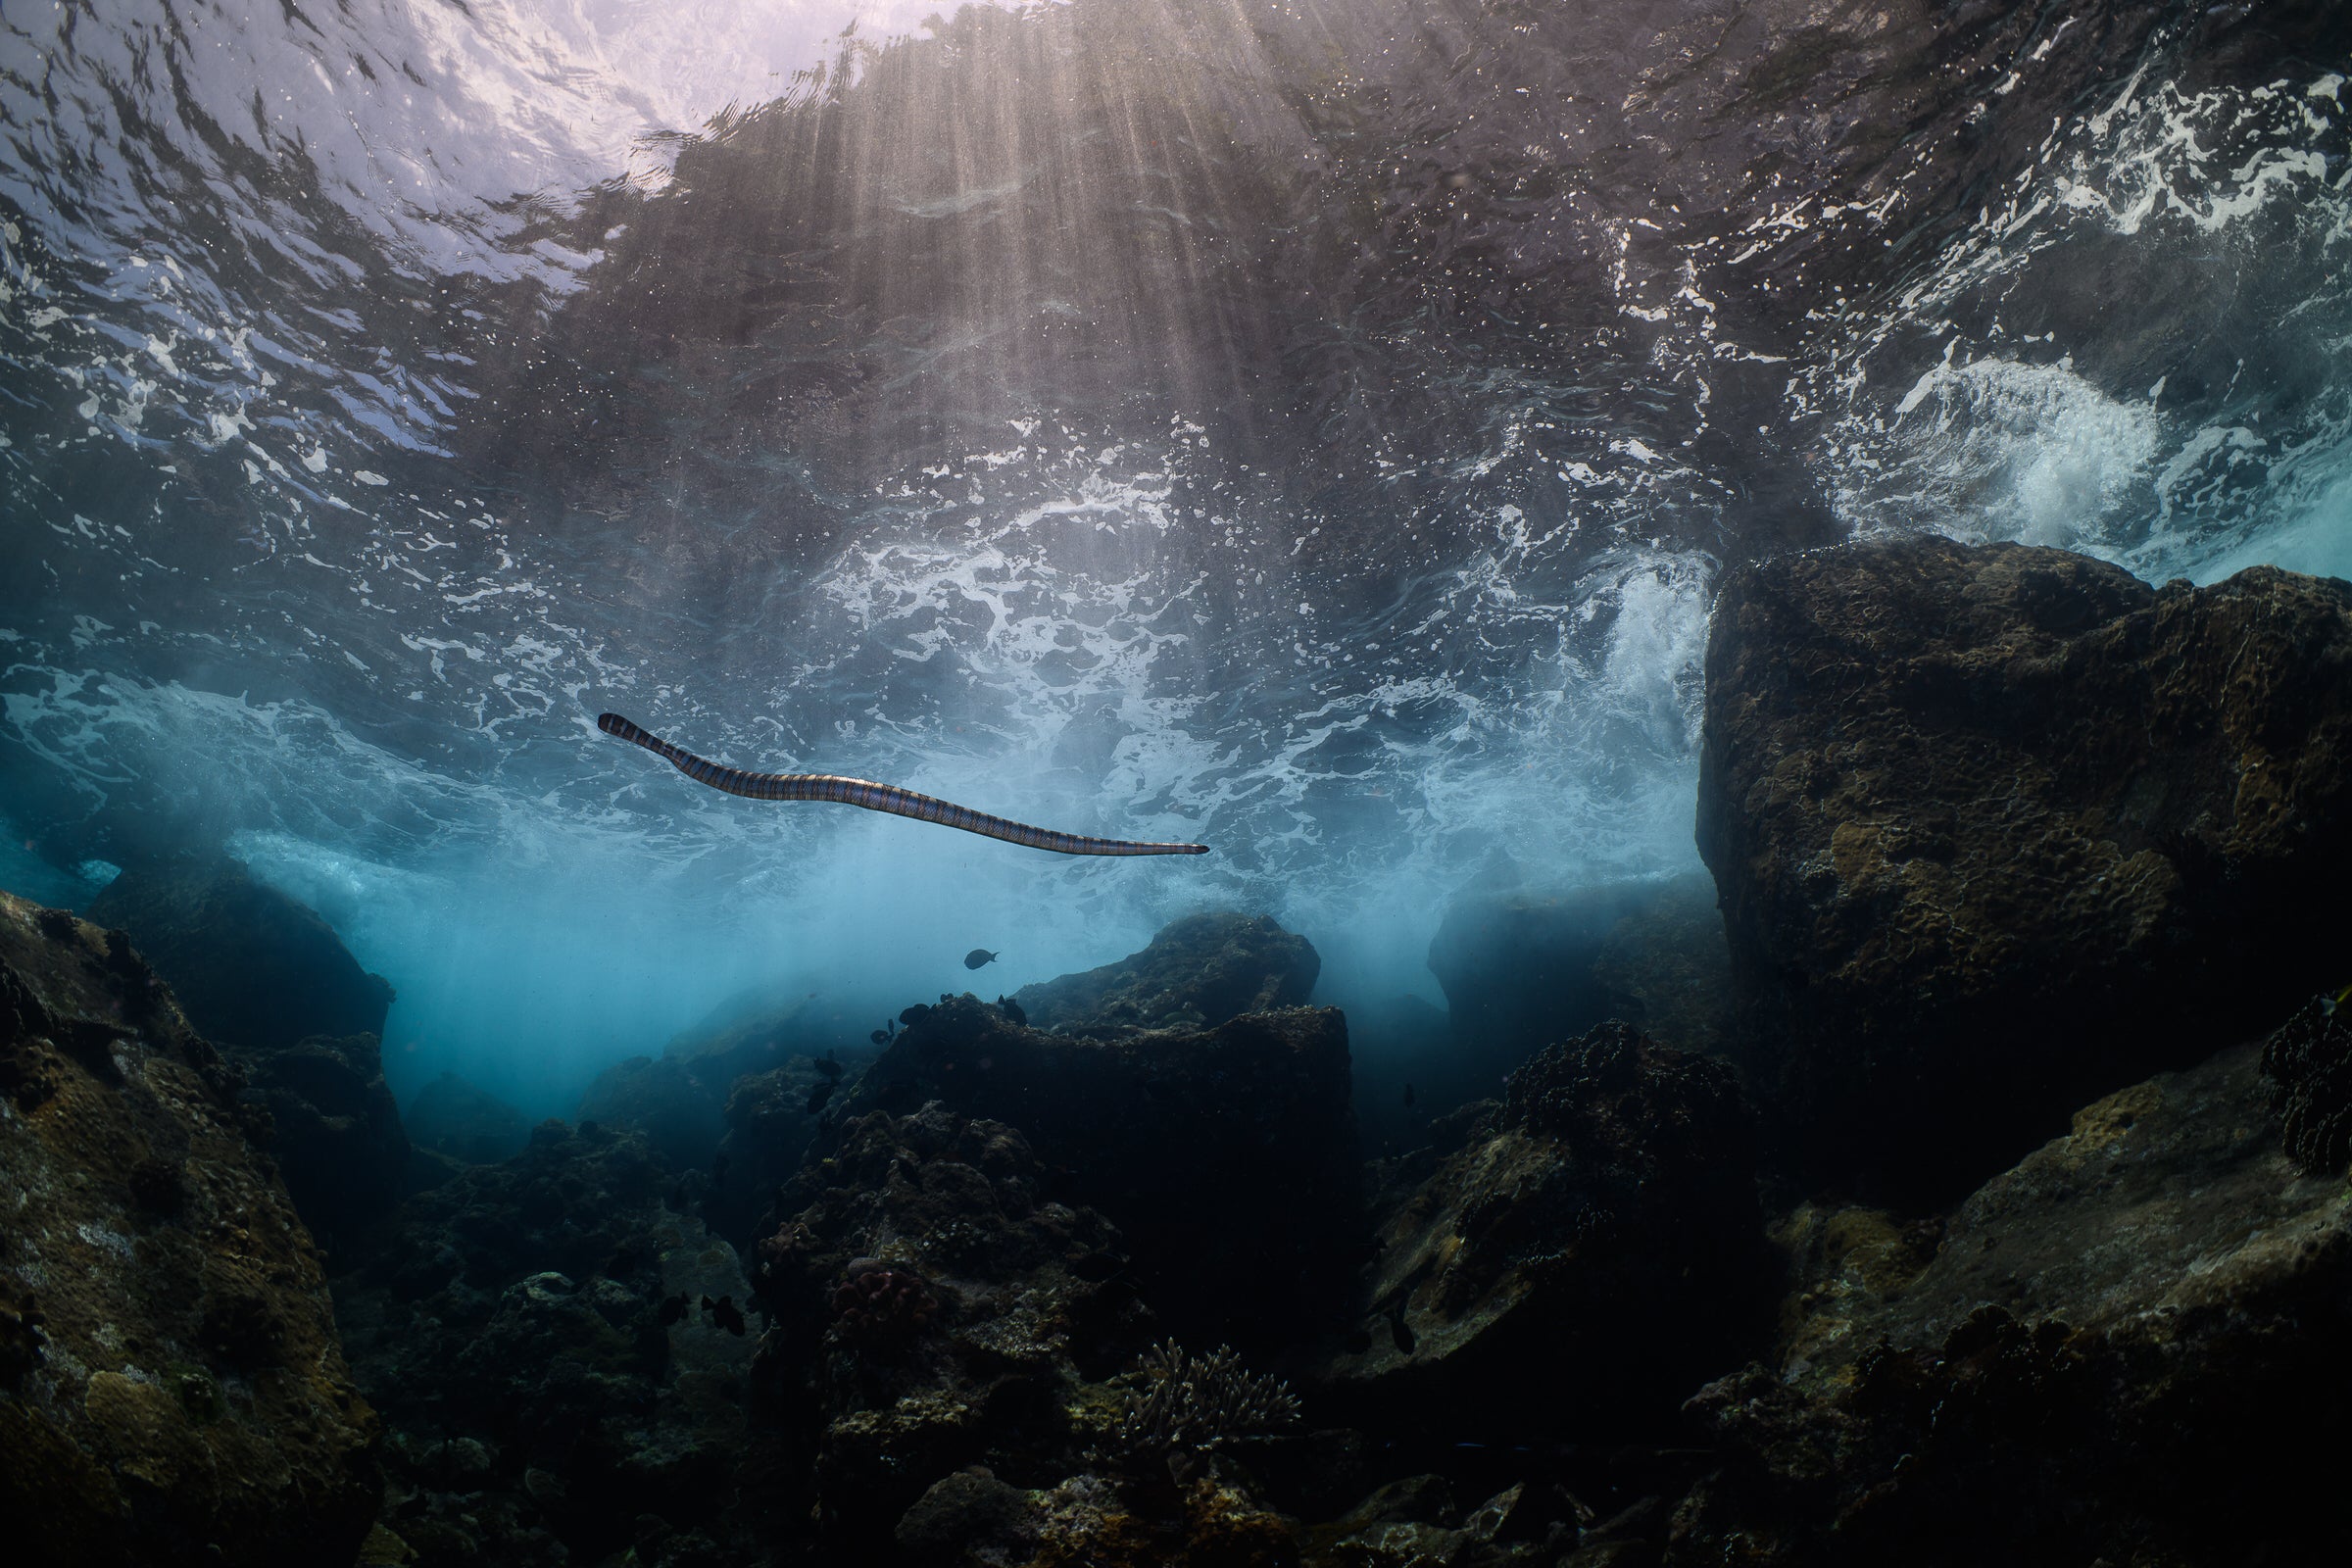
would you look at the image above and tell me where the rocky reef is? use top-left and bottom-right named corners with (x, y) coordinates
top-left (845, 993), bottom-right (1361, 1348)
top-left (13, 540), bottom-right (2352, 1566)
top-left (0, 891), bottom-right (381, 1567)
top-left (1698, 538), bottom-right (2352, 1196)
top-left (1009, 911), bottom-right (1319, 1036)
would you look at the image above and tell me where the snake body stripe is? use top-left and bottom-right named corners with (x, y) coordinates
top-left (598, 712), bottom-right (1210, 858)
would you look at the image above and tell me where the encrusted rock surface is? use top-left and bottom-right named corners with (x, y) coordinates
top-left (1321, 1022), bottom-right (1768, 1439)
top-left (1697, 538), bottom-right (2352, 1195)
top-left (0, 891), bottom-right (381, 1567)
top-left (1673, 1042), bottom-right (2352, 1564)
top-left (1011, 912), bottom-right (1320, 1036)
top-left (849, 994), bottom-right (1361, 1348)
top-left (2260, 990), bottom-right (2352, 1175)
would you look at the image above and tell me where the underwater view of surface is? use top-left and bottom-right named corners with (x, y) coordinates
top-left (5, 2), bottom-right (2352, 1564)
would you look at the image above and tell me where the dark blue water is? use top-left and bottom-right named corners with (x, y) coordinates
top-left (3, 0), bottom-right (2348, 1114)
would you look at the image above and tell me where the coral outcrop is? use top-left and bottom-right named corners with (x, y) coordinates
top-left (0, 892), bottom-right (381, 1567)
top-left (847, 994), bottom-right (1361, 1348)
top-left (2260, 990), bottom-right (2352, 1175)
top-left (1697, 538), bottom-right (2352, 1195)
top-left (1010, 912), bottom-right (1320, 1036)
top-left (1321, 1022), bottom-right (1769, 1439)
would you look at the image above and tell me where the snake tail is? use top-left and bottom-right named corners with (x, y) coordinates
top-left (598, 712), bottom-right (1210, 858)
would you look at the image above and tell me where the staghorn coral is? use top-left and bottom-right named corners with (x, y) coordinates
top-left (2261, 991), bottom-right (2352, 1175)
top-left (831, 1256), bottom-right (940, 1348)
top-left (1111, 1340), bottom-right (1299, 1458)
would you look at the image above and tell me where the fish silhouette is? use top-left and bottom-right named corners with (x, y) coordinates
top-left (964, 949), bottom-right (999, 970)
top-left (702, 1295), bottom-right (747, 1336)
top-left (997, 995), bottom-right (1027, 1026)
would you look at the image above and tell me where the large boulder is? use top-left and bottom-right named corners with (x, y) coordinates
top-left (84, 854), bottom-right (394, 1051)
top-left (1319, 1022), bottom-right (1770, 1441)
top-left (1011, 912), bottom-right (1320, 1036)
top-left (0, 892), bottom-right (380, 1567)
top-left (848, 995), bottom-right (1360, 1349)
top-left (1696, 538), bottom-right (2352, 1196)
top-left (1671, 1041), bottom-right (2352, 1565)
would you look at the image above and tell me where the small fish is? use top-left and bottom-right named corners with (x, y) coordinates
top-left (964, 949), bottom-right (999, 970)
top-left (1402, 1083), bottom-right (1416, 1108)
top-left (997, 995), bottom-right (1027, 1026)
top-left (869, 1028), bottom-right (889, 1046)
top-left (813, 1053), bottom-right (844, 1083)
top-left (702, 1294), bottom-right (747, 1336)
top-left (806, 1079), bottom-right (836, 1115)
top-left (657, 1291), bottom-right (691, 1326)
top-left (899, 1004), bottom-right (932, 1026)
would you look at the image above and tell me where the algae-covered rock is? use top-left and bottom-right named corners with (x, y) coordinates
top-left (1011, 912), bottom-right (1320, 1036)
top-left (848, 995), bottom-right (1360, 1348)
top-left (0, 891), bottom-right (380, 1567)
top-left (1322, 1022), bottom-right (1768, 1439)
top-left (1685, 1043), bottom-right (2352, 1566)
top-left (1697, 538), bottom-right (2352, 1197)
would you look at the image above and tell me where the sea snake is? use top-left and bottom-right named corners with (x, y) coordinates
top-left (598, 712), bottom-right (1210, 858)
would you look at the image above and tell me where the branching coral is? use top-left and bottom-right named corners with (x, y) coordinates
top-left (2261, 991), bottom-right (2352, 1175)
top-left (1111, 1340), bottom-right (1299, 1458)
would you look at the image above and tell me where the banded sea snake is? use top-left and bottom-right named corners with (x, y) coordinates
top-left (598, 712), bottom-right (1210, 858)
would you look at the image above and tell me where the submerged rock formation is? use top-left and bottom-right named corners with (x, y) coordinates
top-left (1697, 538), bottom-right (2352, 1195)
top-left (1322, 1022), bottom-right (1769, 1440)
top-left (0, 892), bottom-right (380, 1567)
top-left (84, 855), bottom-right (394, 1051)
top-left (848, 993), bottom-right (1360, 1348)
top-left (1677, 1042), bottom-right (2352, 1565)
top-left (403, 1069), bottom-right (530, 1165)
top-left (1010, 912), bottom-right (1320, 1036)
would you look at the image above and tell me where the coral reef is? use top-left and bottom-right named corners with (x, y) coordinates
top-left (1111, 1340), bottom-right (1300, 1459)
top-left (1321, 1022), bottom-right (1769, 1440)
top-left (829, 1256), bottom-right (939, 1348)
top-left (0, 892), bottom-right (380, 1567)
top-left (1698, 539), bottom-right (2352, 1197)
top-left (329, 1119), bottom-right (777, 1565)
top-left (1010, 911), bottom-right (1320, 1036)
top-left (846, 993), bottom-right (1361, 1348)
top-left (2261, 991), bottom-right (2352, 1175)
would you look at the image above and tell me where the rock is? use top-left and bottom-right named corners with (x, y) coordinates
top-left (331, 1120), bottom-right (773, 1565)
top-left (702, 1055), bottom-right (839, 1249)
top-left (848, 995), bottom-right (1361, 1348)
top-left (1012, 912), bottom-right (1320, 1036)
top-left (1696, 538), bottom-right (2352, 1196)
top-left (1682, 1044), bottom-right (2352, 1565)
top-left (1424, 871), bottom-right (1732, 1109)
top-left (574, 994), bottom-right (849, 1179)
top-left (1321, 1022), bottom-right (1769, 1441)
top-left (402, 1069), bottom-right (529, 1165)
top-left (0, 892), bottom-right (380, 1567)
top-left (237, 1032), bottom-right (410, 1250)
top-left (748, 1102), bottom-right (1145, 1545)
top-left (84, 853), bottom-right (393, 1052)
top-left (2260, 991), bottom-right (2352, 1175)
